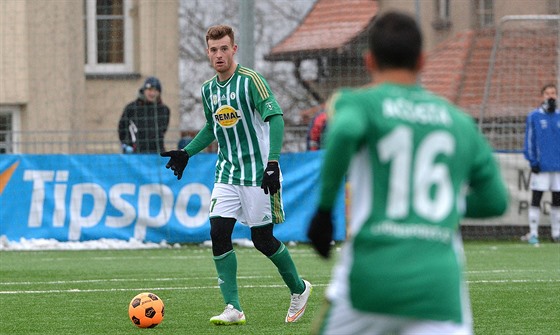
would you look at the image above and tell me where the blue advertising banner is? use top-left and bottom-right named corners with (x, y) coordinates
top-left (0, 152), bottom-right (346, 243)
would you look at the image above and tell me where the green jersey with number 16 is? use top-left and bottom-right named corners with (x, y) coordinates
top-left (201, 65), bottom-right (283, 186)
top-left (320, 83), bottom-right (508, 323)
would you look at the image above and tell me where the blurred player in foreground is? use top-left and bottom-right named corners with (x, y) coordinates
top-left (307, 11), bottom-right (508, 335)
top-left (161, 25), bottom-right (311, 326)
top-left (523, 83), bottom-right (560, 245)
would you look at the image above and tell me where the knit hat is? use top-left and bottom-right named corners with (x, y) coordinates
top-left (143, 76), bottom-right (162, 93)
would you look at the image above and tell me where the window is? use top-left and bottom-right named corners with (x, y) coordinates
top-left (432, 0), bottom-right (452, 30)
top-left (84, 0), bottom-right (133, 74)
top-left (436, 0), bottom-right (450, 21)
top-left (0, 106), bottom-right (21, 154)
top-left (476, 0), bottom-right (494, 27)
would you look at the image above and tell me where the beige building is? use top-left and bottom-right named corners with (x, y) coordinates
top-left (0, 0), bottom-right (180, 153)
top-left (385, 0), bottom-right (558, 51)
top-left (1, 0), bottom-right (558, 153)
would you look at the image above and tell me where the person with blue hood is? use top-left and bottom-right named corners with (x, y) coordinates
top-left (118, 76), bottom-right (170, 153)
top-left (523, 83), bottom-right (560, 245)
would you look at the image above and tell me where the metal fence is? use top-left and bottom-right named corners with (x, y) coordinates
top-left (0, 126), bottom-right (310, 154)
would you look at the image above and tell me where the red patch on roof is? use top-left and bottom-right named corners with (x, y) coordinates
top-left (267, 0), bottom-right (378, 61)
top-left (423, 28), bottom-right (558, 119)
top-left (422, 31), bottom-right (474, 104)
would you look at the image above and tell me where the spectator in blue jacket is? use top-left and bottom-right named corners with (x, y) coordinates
top-left (523, 83), bottom-right (560, 245)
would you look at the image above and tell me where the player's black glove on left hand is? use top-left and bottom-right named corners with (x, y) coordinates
top-left (307, 209), bottom-right (334, 259)
top-left (261, 161), bottom-right (280, 195)
top-left (531, 165), bottom-right (540, 174)
top-left (161, 150), bottom-right (189, 180)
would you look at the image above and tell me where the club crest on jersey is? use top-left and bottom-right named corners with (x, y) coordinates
top-left (215, 105), bottom-right (241, 128)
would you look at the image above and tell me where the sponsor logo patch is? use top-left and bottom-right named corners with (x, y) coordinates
top-left (214, 105), bottom-right (241, 128)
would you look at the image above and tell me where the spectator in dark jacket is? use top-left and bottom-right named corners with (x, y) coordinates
top-left (118, 76), bottom-right (170, 153)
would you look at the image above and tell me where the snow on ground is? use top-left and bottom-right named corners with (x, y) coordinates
top-left (0, 235), bottom-right (180, 251)
top-left (0, 235), bottom-right (262, 251)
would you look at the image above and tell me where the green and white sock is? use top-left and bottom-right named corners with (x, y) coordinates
top-left (529, 206), bottom-right (540, 237)
top-left (551, 207), bottom-right (560, 238)
top-left (269, 242), bottom-right (305, 294)
top-left (213, 250), bottom-right (242, 311)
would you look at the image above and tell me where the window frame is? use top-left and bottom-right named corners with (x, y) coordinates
top-left (84, 0), bottom-right (133, 74)
top-left (437, 0), bottom-right (450, 21)
top-left (432, 0), bottom-right (452, 30)
top-left (476, 0), bottom-right (494, 28)
top-left (0, 105), bottom-right (21, 154)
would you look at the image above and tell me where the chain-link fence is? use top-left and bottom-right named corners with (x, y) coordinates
top-left (0, 126), bottom-right (309, 154)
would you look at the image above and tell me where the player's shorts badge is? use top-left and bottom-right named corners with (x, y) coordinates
top-left (215, 105), bottom-right (241, 128)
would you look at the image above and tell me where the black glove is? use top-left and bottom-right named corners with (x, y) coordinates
top-left (531, 165), bottom-right (540, 174)
top-left (161, 150), bottom-right (189, 180)
top-left (307, 209), bottom-right (334, 259)
top-left (261, 161), bottom-right (280, 195)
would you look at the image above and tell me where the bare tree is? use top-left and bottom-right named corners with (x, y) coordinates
top-left (179, 0), bottom-right (318, 135)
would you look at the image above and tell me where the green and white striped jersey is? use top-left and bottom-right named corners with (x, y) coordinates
top-left (201, 65), bottom-right (283, 186)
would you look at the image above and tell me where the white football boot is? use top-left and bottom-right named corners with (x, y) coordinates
top-left (285, 279), bottom-right (312, 323)
top-left (210, 304), bottom-right (246, 325)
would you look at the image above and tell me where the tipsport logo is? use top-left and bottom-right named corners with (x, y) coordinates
top-left (0, 161), bottom-right (19, 196)
top-left (0, 162), bottom-right (211, 241)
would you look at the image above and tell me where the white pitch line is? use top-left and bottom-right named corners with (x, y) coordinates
top-left (0, 283), bottom-right (329, 295)
top-left (1, 278), bottom-right (559, 295)
top-left (25, 251), bottom-right (319, 262)
top-left (0, 274), bottom-right (331, 286)
top-left (0, 275), bottom-right (273, 286)
top-left (467, 269), bottom-right (555, 274)
top-left (0, 278), bottom-right (199, 286)
top-left (468, 279), bottom-right (560, 284)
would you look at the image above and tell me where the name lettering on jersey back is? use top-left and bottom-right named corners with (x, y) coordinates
top-left (371, 221), bottom-right (453, 243)
top-left (215, 105), bottom-right (241, 128)
top-left (383, 98), bottom-right (452, 126)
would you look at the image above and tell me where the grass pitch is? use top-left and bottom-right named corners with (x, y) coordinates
top-left (0, 241), bottom-right (558, 334)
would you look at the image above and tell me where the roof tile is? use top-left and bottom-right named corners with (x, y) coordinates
top-left (424, 28), bottom-right (558, 119)
top-left (282, 4), bottom-right (559, 121)
top-left (267, 0), bottom-right (378, 60)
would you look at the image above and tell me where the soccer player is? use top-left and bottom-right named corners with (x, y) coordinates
top-left (161, 25), bottom-right (311, 325)
top-left (523, 83), bottom-right (560, 245)
top-left (307, 11), bottom-right (508, 335)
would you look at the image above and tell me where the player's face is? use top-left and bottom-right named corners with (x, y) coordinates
top-left (207, 36), bottom-right (237, 76)
top-left (542, 87), bottom-right (557, 101)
